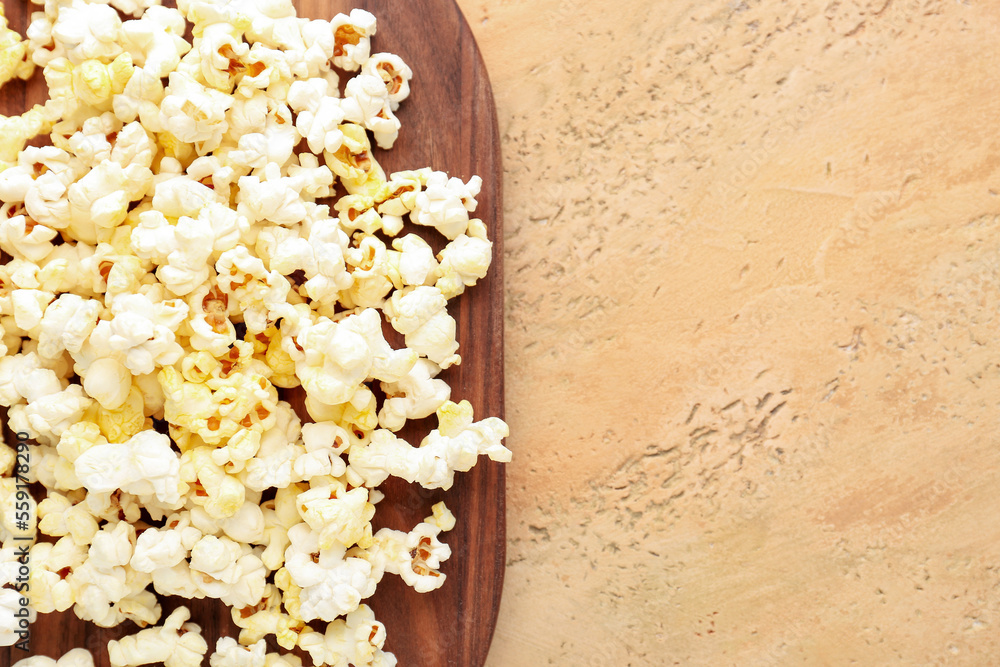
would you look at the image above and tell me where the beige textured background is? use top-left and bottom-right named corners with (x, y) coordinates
top-left (454, 0), bottom-right (1000, 664)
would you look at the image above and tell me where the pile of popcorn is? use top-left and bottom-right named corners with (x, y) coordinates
top-left (0, 0), bottom-right (510, 665)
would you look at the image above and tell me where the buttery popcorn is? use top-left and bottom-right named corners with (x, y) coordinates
top-left (0, 1), bottom-right (508, 665)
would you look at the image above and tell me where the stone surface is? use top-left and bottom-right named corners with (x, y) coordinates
top-left (455, 0), bottom-right (1000, 664)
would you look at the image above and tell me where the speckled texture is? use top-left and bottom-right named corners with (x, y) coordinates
top-left (455, 0), bottom-right (1000, 664)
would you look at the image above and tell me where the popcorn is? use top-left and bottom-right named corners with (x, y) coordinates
top-left (159, 71), bottom-right (233, 152)
top-left (240, 400), bottom-right (300, 492)
top-left (12, 648), bottom-right (95, 667)
top-left (88, 292), bottom-right (188, 375)
top-left (293, 421), bottom-right (349, 480)
top-left (0, 213), bottom-right (59, 263)
top-left (288, 77), bottom-right (345, 154)
top-left (209, 637), bottom-right (266, 667)
top-left (120, 6), bottom-right (192, 78)
top-left (37, 493), bottom-right (100, 544)
top-left (296, 479), bottom-right (374, 550)
top-left (235, 163), bottom-right (308, 228)
top-left (383, 286), bottom-right (460, 368)
top-left (179, 446), bottom-right (245, 518)
top-left (410, 171), bottom-right (482, 240)
top-left (367, 509), bottom-right (453, 594)
top-left (293, 308), bottom-right (415, 408)
top-left (0, 5), bottom-right (34, 88)
top-left (362, 53), bottom-right (412, 111)
top-left (189, 534), bottom-right (267, 607)
top-left (108, 605), bottom-right (208, 667)
top-left (389, 234), bottom-right (438, 288)
top-left (349, 401), bottom-right (511, 490)
top-left (74, 429), bottom-right (182, 505)
top-left (130, 516), bottom-right (201, 573)
top-left (377, 359), bottom-right (451, 432)
top-left (341, 73), bottom-right (397, 149)
top-left (82, 357), bottom-right (132, 410)
top-left (215, 245), bottom-right (293, 333)
top-left (69, 520), bottom-right (158, 627)
top-left (330, 10), bottom-right (376, 71)
top-left (297, 605), bottom-right (395, 667)
top-left (0, 1), bottom-right (509, 662)
top-left (283, 522), bottom-right (376, 622)
top-left (51, 0), bottom-right (124, 64)
top-left (434, 223), bottom-right (493, 298)
top-left (324, 122), bottom-right (386, 197)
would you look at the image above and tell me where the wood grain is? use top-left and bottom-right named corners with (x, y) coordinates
top-left (0, 1), bottom-right (505, 665)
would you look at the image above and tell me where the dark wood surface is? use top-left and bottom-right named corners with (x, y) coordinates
top-left (0, 1), bottom-right (505, 665)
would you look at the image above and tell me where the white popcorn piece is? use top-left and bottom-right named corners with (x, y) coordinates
top-left (288, 77), bottom-right (345, 155)
top-left (341, 73), bottom-right (397, 149)
top-left (184, 283), bottom-right (238, 356)
top-left (239, 401), bottom-right (300, 492)
top-left (349, 400), bottom-right (510, 490)
top-left (283, 522), bottom-right (376, 622)
top-left (0, 213), bottom-right (59, 263)
top-left (12, 648), bottom-right (95, 667)
top-left (383, 286), bottom-right (460, 368)
top-left (120, 6), bottom-right (191, 78)
top-left (113, 68), bottom-right (165, 128)
top-left (410, 171), bottom-right (482, 240)
top-left (0, 5), bottom-right (34, 88)
top-left (51, 0), bottom-right (124, 64)
top-left (215, 245), bottom-right (293, 334)
top-left (297, 605), bottom-right (396, 667)
top-left (27, 535), bottom-right (89, 613)
top-left (192, 500), bottom-right (266, 544)
top-left (189, 534), bottom-right (267, 607)
top-left (362, 53), bottom-right (412, 111)
top-left (130, 515), bottom-right (202, 573)
top-left (179, 446), bottom-right (246, 518)
top-left (74, 429), bottom-right (183, 505)
top-left (82, 357), bottom-right (132, 410)
top-left (293, 307), bottom-right (415, 407)
top-left (159, 71), bottom-right (233, 152)
top-left (293, 421), bottom-right (349, 480)
top-left (9, 383), bottom-right (93, 446)
top-left (434, 224), bottom-right (493, 298)
top-left (209, 637), bottom-right (266, 667)
top-left (88, 292), bottom-right (188, 375)
top-left (108, 605), bottom-right (208, 667)
top-left (235, 163), bottom-right (308, 228)
top-left (0, 146), bottom-right (85, 230)
top-left (367, 513), bottom-right (452, 594)
top-left (377, 358), bottom-right (450, 432)
top-left (68, 521), bottom-right (159, 627)
top-left (227, 105), bottom-right (297, 172)
top-left (330, 9), bottom-right (377, 71)
top-left (296, 479), bottom-right (374, 550)
top-left (389, 234), bottom-right (438, 288)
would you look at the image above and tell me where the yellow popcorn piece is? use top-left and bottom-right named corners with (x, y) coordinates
top-left (427, 501), bottom-right (456, 532)
top-left (324, 123), bottom-right (388, 198)
top-left (93, 384), bottom-right (147, 443)
top-left (0, 106), bottom-right (53, 170)
top-left (0, 5), bottom-right (33, 88)
top-left (70, 53), bottom-right (134, 109)
top-left (181, 446), bottom-right (245, 518)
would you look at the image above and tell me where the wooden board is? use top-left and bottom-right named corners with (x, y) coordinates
top-left (0, 1), bottom-right (505, 665)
